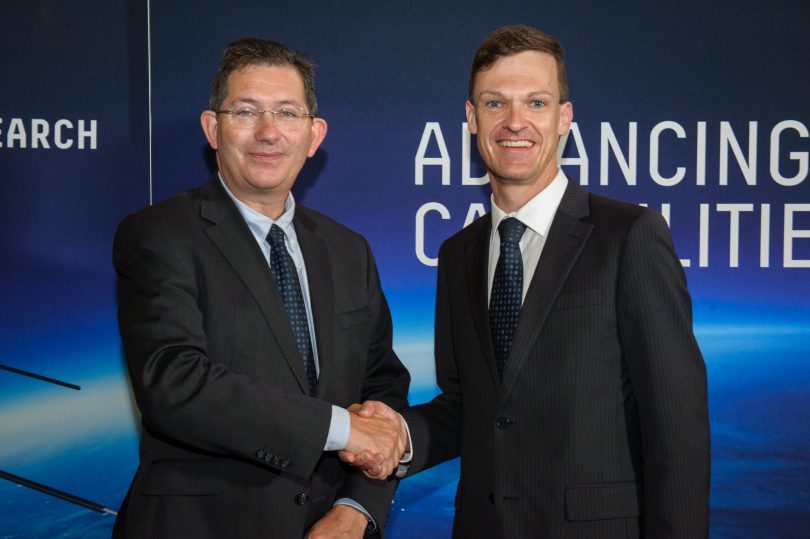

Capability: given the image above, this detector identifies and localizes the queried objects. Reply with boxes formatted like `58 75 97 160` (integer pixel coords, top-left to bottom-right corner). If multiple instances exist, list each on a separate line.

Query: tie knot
498 217 526 245
267 224 286 247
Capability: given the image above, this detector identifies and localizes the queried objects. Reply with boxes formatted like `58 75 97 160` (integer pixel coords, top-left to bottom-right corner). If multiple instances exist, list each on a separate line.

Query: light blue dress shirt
218 177 374 525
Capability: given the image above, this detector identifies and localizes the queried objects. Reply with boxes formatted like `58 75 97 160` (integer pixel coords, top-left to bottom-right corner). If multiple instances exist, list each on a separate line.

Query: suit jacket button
281 459 290 468
295 493 309 505
496 417 510 429
256 450 265 460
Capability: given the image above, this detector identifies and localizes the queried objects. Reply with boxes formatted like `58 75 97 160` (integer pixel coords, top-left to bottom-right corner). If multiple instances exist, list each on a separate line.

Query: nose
254 111 282 141
502 104 526 132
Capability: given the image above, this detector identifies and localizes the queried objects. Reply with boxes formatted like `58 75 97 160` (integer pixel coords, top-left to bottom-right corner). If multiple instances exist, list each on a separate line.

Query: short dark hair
209 37 318 115
468 25 568 104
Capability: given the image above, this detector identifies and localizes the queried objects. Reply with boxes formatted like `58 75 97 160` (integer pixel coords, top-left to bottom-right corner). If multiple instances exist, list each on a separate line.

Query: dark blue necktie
489 217 527 381
267 224 317 396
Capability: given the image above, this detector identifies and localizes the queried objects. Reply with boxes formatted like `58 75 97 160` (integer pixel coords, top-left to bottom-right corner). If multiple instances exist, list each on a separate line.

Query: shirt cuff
324 405 350 451
334 498 377 532
395 414 413 478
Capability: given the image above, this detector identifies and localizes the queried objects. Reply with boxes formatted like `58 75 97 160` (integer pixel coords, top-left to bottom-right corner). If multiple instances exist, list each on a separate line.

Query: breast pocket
337 307 371 330
551 289 603 312
334 307 372 368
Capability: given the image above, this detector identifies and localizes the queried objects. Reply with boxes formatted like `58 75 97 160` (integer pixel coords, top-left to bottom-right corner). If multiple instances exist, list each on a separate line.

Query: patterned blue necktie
267 224 317 396
489 217 527 381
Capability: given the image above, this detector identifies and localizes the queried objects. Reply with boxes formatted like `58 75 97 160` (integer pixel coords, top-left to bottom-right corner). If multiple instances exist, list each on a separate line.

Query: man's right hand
340 401 407 480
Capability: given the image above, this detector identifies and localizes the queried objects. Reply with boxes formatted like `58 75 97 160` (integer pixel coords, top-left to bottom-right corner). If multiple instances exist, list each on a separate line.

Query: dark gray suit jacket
403 180 709 538
113 176 409 538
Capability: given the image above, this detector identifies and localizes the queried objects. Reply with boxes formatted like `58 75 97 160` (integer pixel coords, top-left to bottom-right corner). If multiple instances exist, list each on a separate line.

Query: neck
219 175 290 220
491 171 556 213
242 196 287 220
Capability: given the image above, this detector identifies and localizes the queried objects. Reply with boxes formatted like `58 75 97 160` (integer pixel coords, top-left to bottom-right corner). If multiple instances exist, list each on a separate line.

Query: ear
307 117 328 157
558 101 573 136
465 100 478 135
200 110 219 150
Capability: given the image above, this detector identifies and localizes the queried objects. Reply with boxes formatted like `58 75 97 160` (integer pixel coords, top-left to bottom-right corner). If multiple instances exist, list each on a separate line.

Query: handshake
339 401 410 480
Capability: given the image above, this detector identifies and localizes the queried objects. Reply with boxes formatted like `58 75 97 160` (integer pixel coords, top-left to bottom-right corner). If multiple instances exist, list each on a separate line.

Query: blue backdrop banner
1 1 808 537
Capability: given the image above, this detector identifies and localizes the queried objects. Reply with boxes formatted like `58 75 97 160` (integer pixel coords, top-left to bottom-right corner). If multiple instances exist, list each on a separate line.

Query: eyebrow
228 97 303 108
478 90 556 100
478 91 507 100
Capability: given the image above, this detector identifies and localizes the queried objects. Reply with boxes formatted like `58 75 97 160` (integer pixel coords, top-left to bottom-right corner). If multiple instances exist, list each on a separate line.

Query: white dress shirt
488 169 568 302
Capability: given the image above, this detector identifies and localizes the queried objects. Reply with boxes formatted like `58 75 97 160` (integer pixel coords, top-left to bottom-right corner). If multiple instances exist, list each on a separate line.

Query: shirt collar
217 172 296 241
491 168 568 238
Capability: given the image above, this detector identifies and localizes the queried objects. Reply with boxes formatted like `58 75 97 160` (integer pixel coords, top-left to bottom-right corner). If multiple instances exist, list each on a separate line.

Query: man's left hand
304 505 369 539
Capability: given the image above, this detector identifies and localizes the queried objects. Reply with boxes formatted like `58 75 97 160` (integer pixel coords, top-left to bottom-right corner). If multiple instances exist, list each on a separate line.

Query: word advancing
415 120 808 187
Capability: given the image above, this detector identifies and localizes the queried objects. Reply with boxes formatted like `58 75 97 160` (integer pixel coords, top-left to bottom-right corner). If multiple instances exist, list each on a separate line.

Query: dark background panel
1 0 808 537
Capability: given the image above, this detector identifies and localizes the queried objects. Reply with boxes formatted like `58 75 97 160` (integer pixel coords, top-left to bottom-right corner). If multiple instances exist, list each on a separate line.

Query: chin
247 174 289 190
495 169 537 182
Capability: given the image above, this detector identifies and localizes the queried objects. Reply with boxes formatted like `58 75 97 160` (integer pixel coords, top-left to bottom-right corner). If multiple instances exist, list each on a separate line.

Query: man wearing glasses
113 38 409 538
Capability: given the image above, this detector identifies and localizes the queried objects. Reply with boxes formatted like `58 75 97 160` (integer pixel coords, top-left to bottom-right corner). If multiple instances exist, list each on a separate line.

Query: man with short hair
113 38 409 539
352 25 710 538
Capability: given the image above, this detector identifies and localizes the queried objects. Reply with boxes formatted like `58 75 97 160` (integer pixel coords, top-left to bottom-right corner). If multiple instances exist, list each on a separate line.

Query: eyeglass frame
214 105 316 129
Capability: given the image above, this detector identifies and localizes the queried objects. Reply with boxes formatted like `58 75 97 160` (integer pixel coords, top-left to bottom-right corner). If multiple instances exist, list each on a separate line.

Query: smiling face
466 50 572 207
200 64 327 217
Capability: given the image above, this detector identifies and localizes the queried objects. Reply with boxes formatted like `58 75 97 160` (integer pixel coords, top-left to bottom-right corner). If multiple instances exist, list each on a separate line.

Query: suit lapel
199 178 310 394
502 181 594 395
293 208 335 399
464 215 502 388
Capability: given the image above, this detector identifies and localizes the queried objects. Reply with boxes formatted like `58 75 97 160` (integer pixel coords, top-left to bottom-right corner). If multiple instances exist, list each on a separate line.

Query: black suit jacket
403 180 709 538
112 176 409 538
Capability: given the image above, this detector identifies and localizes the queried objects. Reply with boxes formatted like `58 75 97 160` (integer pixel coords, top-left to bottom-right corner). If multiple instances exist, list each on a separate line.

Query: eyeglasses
216 105 315 130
